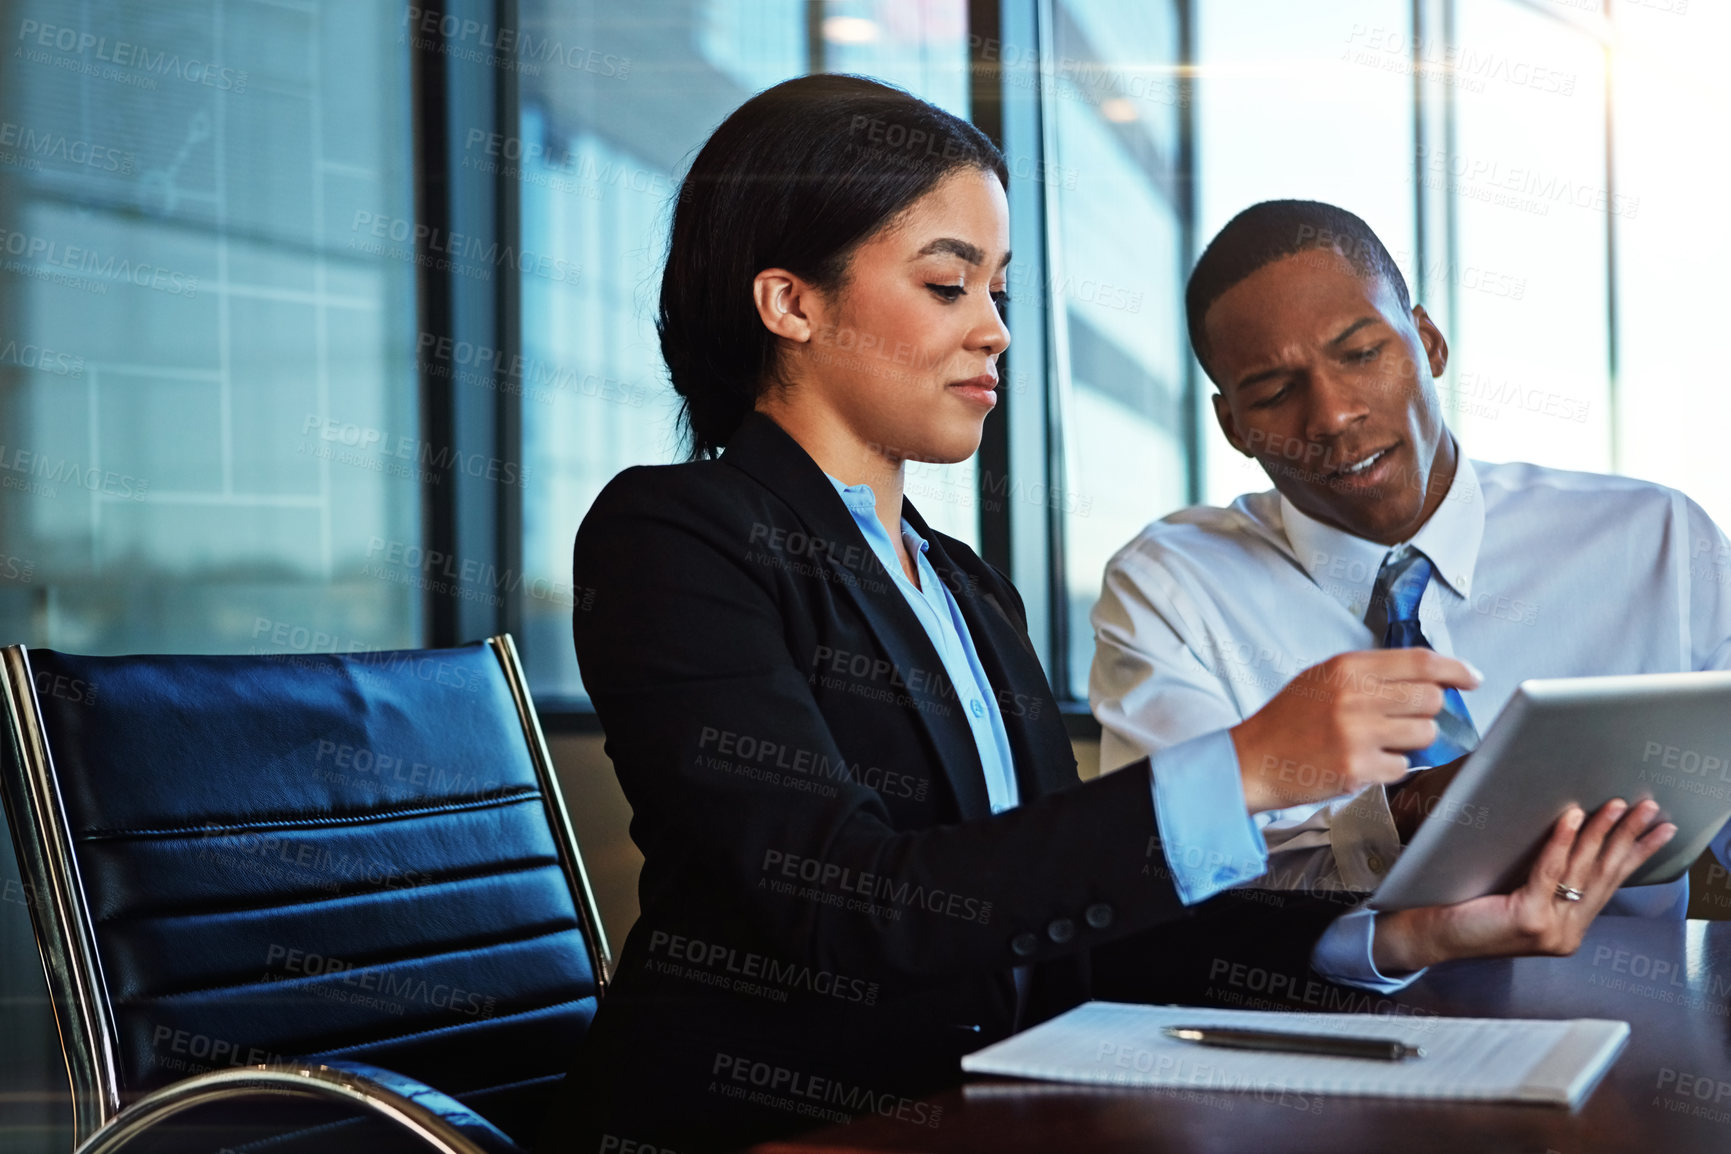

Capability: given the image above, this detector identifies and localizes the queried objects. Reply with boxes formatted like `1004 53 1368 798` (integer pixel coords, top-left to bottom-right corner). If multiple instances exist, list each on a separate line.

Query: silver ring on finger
1554 882 1585 903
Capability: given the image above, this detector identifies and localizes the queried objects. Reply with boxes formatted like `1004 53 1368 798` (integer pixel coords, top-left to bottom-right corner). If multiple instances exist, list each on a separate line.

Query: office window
1610 0 1731 528
1045 0 1191 696
0 0 419 657
0 0 1682 718
516 0 971 701
1193 0 1417 509
1186 2 1618 493
1446 0 1610 471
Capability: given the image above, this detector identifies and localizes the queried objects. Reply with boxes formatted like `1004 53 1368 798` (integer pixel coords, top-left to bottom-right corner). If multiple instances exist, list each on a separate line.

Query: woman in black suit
537 75 1672 1153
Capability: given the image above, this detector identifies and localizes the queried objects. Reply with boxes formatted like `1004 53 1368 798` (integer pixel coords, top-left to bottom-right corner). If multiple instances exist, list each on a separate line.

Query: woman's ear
753 269 819 343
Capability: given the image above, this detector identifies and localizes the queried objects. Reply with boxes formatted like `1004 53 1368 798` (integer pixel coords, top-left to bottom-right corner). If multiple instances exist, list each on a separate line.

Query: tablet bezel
1369 671 1731 912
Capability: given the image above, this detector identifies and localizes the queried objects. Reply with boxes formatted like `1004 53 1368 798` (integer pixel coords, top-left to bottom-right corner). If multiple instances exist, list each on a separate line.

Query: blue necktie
1367 545 1480 767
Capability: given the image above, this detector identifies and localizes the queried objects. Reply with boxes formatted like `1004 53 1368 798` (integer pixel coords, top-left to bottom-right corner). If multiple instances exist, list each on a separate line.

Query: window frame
412 0 525 652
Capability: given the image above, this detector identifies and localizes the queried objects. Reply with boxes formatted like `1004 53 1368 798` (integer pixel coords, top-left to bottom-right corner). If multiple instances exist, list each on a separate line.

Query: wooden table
754 917 1731 1153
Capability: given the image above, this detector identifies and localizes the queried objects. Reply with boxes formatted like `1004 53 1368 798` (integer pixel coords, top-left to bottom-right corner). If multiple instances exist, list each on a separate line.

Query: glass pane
517 0 971 700
1610 0 1731 528
1049 0 1190 698
1447 1 1610 471
1193 0 1416 508
0 0 419 656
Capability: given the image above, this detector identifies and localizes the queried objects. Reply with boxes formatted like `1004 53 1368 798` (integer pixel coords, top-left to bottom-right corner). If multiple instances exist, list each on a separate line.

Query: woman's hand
1372 798 1677 974
1230 650 1482 814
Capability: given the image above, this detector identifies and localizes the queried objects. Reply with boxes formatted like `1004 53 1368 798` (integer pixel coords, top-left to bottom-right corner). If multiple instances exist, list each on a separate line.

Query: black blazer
536 413 1344 1153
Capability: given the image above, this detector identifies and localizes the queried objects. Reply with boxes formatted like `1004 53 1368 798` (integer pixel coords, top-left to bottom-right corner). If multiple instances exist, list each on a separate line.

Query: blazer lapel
721 414 994 820
912 514 1077 803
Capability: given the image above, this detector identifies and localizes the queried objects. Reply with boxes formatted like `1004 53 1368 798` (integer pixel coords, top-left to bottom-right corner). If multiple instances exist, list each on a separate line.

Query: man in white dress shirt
1090 199 1731 929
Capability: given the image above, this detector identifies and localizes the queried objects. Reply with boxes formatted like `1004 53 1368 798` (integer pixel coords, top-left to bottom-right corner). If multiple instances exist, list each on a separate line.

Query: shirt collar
824 473 929 557
826 473 876 515
1278 450 1485 616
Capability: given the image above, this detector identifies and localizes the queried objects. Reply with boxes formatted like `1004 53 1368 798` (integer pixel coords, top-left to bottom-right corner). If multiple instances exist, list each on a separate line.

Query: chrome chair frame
72 1064 508 1154
0 635 612 1153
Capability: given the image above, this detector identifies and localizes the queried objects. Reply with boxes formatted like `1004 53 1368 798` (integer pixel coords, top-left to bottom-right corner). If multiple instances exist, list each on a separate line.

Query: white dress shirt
1089 451 1731 985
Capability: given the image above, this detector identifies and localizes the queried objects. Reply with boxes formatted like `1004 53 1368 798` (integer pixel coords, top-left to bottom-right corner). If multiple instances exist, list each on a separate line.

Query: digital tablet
1370 671 1731 912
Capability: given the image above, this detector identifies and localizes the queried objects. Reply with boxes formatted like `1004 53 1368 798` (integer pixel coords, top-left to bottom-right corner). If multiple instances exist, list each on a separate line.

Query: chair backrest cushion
28 643 597 1143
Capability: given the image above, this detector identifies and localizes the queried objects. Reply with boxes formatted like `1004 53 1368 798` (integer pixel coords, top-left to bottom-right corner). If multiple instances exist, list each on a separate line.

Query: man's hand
1230 650 1482 814
1388 755 1471 843
1371 799 1677 973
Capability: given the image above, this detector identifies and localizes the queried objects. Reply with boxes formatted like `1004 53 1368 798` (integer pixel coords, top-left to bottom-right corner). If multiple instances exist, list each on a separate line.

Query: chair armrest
317 1060 523 1152
72 1061 524 1154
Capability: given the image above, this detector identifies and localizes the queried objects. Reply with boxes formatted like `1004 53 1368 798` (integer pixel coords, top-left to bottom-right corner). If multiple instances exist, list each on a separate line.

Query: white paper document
960 1002 1628 1108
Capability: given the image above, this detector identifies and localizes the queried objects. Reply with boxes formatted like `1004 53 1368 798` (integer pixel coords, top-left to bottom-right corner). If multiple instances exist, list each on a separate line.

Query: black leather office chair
0 636 610 1154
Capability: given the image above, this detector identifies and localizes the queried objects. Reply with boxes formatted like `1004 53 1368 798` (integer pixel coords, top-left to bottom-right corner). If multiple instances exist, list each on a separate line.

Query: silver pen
1164 1025 1425 1061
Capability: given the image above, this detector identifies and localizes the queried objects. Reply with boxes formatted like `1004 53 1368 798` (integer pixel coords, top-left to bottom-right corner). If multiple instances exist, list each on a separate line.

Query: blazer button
1010 932 1039 958
1046 918 1075 944
1084 902 1114 930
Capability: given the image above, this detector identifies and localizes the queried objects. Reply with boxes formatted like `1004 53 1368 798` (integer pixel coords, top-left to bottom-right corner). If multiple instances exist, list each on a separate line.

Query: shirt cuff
1310 907 1427 993
1604 875 1689 919
1148 729 1268 905
1713 816 1731 875
1329 784 1404 891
